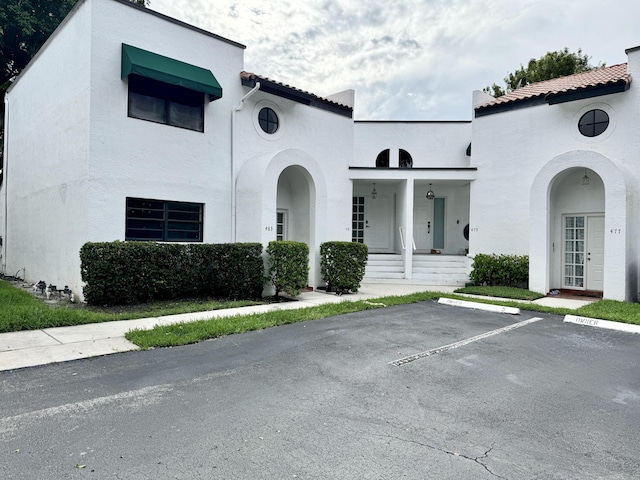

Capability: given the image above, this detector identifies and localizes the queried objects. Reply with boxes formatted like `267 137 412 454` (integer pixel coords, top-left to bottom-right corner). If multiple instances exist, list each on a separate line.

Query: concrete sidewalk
0 284 595 372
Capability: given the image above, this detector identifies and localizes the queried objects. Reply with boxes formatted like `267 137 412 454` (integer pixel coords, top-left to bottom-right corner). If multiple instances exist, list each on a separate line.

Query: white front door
364 196 394 252
563 214 604 291
586 216 604 291
414 196 432 251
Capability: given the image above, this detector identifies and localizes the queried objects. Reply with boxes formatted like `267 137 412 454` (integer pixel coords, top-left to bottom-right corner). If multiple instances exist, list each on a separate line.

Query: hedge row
469 253 529 288
80 242 264 305
81 239 370 306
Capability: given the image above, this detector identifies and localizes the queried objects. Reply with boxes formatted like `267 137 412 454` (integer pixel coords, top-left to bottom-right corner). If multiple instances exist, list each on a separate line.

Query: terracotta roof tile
476 63 631 110
240 71 352 110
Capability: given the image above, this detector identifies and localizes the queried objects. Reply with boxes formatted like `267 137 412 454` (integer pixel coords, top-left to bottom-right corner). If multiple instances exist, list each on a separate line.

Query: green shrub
266 241 309 297
320 241 368 293
80 242 264 305
469 253 529 288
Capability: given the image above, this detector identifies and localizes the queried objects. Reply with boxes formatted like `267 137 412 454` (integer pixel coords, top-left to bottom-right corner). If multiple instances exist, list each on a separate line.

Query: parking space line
390 317 544 366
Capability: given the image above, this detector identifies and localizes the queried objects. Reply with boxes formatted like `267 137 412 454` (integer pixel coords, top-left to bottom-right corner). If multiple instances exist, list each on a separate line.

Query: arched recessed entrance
276 166 313 246
549 167 604 292
276 165 315 287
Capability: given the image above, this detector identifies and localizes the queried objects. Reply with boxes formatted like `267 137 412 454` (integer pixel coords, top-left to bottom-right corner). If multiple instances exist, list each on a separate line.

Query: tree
0 0 149 183
484 48 601 97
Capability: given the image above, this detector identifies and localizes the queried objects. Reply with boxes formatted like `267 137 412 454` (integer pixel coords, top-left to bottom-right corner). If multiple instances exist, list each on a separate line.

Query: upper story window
578 109 609 137
375 149 390 168
399 149 413 168
128 75 204 132
259 107 279 134
125 197 203 242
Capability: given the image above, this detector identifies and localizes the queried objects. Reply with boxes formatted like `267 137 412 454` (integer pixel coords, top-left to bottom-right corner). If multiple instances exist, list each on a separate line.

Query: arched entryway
549 167 605 293
530 150 633 301
276 165 313 246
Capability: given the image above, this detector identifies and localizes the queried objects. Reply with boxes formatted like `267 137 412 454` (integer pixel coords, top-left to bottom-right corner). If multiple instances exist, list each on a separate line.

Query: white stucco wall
1 0 92 292
234 92 354 287
353 121 471 168
471 57 640 300
87 0 245 245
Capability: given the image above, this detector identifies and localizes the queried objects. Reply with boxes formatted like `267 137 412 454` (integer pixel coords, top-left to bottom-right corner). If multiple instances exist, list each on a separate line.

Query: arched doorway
549 167 604 292
276 165 315 286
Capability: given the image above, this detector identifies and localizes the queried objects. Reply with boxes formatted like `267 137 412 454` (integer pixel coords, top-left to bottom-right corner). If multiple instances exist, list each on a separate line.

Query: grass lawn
2 280 638 350
454 285 545 301
0 280 259 333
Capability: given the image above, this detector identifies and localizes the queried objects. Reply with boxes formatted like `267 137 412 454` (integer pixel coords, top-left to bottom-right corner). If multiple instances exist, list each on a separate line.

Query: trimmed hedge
266 241 309 297
80 242 264 305
320 241 368 293
469 253 529 288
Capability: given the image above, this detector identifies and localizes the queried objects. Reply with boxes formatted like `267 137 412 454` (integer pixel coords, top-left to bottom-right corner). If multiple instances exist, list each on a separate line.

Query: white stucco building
1 0 638 302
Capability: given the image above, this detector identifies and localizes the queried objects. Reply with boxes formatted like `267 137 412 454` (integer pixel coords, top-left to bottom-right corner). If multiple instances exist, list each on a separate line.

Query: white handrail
399 227 417 251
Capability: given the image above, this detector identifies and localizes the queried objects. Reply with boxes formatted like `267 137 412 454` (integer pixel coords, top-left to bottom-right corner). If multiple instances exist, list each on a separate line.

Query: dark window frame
258 107 279 134
375 149 390 168
399 149 413 168
125 197 204 242
128 74 205 132
578 109 609 137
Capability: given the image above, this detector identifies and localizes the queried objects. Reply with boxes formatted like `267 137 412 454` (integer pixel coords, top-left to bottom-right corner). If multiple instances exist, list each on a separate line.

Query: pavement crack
373 434 506 479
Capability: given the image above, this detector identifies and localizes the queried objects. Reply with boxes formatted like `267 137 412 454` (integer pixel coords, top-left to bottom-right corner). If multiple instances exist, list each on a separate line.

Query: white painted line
390 317 544 366
564 315 640 335
438 297 520 315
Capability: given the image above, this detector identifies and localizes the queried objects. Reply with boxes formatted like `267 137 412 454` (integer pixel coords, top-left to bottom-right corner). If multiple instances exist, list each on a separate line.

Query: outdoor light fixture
371 182 377 199
582 169 590 186
426 183 435 200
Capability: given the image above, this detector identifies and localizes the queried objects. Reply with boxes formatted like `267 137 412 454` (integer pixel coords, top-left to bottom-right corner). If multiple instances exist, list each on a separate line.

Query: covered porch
351 175 475 285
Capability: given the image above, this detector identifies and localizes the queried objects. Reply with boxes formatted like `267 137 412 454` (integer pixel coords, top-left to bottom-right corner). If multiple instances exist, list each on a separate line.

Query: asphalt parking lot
1 300 639 479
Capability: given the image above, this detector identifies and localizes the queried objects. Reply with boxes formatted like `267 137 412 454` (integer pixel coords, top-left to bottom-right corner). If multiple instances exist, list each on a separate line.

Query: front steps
364 253 469 286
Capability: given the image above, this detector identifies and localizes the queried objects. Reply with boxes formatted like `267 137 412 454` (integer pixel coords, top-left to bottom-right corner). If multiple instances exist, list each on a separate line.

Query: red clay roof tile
476 63 631 110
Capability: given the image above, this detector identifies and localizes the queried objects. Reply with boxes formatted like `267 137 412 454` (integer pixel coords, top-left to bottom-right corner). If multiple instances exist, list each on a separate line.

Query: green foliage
469 254 529 288
80 242 264 305
454 285 544 301
484 48 599 97
266 241 309 297
320 241 368 293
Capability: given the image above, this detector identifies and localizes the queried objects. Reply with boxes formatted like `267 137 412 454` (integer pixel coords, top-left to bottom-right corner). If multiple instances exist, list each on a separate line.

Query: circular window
463 224 470 241
258 107 279 134
578 109 609 137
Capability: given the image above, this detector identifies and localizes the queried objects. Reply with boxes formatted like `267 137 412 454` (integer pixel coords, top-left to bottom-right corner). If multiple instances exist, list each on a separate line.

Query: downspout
2 94 8 275
231 82 261 242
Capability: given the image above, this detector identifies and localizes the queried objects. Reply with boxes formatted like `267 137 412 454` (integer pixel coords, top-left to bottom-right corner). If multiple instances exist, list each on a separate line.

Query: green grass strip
126 290 640 349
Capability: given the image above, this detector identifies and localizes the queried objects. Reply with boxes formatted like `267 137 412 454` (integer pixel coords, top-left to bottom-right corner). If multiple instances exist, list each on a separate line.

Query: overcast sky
149 0 640 121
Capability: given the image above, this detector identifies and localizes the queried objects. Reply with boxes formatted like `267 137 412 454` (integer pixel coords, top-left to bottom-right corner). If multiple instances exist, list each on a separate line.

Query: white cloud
150 0 640 120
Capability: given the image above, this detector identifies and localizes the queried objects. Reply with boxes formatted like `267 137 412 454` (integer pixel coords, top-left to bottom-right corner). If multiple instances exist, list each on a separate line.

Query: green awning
121 44 222 101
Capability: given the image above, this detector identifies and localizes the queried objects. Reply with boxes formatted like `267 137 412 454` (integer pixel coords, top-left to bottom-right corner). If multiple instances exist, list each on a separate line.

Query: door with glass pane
563 215 604 290
276 210 287 241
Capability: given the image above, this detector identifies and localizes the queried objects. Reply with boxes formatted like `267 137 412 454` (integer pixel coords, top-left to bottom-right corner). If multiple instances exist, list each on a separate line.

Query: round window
578 109 609 137
258 107 279 134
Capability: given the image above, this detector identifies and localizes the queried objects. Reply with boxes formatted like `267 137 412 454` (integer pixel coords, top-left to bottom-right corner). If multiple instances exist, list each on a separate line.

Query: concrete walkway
0 284 595 372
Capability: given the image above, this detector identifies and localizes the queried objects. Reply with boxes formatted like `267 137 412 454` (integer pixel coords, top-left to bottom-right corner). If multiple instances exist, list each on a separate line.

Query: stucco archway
530 150 633 301
235 149 327 289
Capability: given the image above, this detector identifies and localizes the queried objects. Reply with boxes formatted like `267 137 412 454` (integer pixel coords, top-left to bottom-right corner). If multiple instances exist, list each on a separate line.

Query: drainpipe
231 82 261 242
2 94 8 275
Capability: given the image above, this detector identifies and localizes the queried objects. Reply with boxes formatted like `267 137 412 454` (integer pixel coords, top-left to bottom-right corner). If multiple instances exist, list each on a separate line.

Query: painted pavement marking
390 317 544 366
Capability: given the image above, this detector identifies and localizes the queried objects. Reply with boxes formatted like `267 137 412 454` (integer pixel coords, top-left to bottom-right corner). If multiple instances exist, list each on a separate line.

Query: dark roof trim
349 167 478 171
113 0 245 49
475 97 547 117
546 81 630 105
355 120 471 124
241 73 353 118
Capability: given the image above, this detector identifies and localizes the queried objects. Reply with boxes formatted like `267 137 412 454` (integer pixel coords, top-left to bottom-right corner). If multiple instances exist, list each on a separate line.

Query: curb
564 315 640 334
438 297 520 315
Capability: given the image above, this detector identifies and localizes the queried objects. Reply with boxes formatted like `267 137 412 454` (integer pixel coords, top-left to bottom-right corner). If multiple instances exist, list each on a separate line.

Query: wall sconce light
582 169 590 186
371 182 377 199
426 183 435 200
